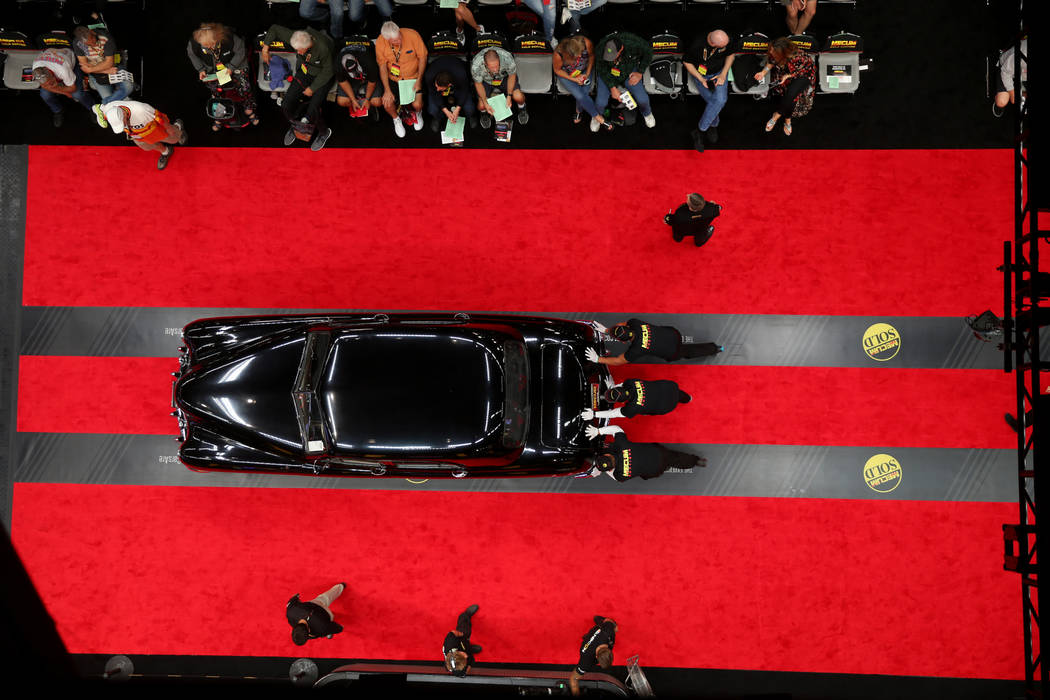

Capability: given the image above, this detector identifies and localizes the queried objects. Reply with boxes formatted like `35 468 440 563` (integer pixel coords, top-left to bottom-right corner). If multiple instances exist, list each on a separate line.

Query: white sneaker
589 116 600 133
550 37 559 50
413 110 424 131
477 24 485 34
560 7 571 24
643 112 656 128
393 117 406 138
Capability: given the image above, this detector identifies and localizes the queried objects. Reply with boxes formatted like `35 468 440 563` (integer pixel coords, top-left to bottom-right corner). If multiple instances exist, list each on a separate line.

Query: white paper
568 0 592 9
619 90 637 110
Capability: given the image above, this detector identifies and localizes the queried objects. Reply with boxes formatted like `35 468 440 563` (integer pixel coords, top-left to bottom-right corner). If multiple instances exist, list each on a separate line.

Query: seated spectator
261 25 335 151
758 37 815 136
73 25 134 108
299 0 393 41
595 32 655 129
994 37 1027 115
683 30 735 152
32 47 100 128
452 1 485 47
424 55 477 133
782 0 816 35
552 35 610 132
560 0 608 35
187 22 257 130
521 0 557 50
471 47 528 128
376 21 428 138
102 99 186 171
664 192 722 247
335 45 383 120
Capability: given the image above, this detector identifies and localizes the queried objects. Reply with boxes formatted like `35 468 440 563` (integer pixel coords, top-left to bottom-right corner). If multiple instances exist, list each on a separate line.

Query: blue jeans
690 75 727 131
301 0 392 37
88 73 133 105
39 69 96 114
558 75 599 118
595 74 651 117
349 0 393 24
520 0 557 45
568 0 608 32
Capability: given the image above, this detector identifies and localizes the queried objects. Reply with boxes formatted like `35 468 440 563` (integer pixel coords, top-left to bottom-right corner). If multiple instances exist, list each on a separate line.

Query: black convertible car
172 313 612 478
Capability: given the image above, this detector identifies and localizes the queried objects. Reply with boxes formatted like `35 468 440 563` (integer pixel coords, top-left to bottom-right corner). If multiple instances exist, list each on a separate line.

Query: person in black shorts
443 604 482 676
585 425 705 481
286 582 346 645
581 378 691 422
586 319 722 366
569 616 617 696
665 192 722 247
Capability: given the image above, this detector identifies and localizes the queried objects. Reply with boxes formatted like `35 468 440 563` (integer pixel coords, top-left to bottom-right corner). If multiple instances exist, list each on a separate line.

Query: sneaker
643 112 656 128
157 146 173 170
516 106 529 125
393 117 406 138
413 110 424 131
717 344 724 353
672 227 684 243
456 27 466 47
465 604 479 616
706 126 718 144
175 119 187 145
476 24 485 34
695 226 714 246
479 113 492 129
92 104 108 128
52 110 64 128
591 116 604 133
430 117 442 133
310 126 332 151
550 37 558 50
560 6 572 24
283 128 296 146
469 644 483 654
691 129 704 152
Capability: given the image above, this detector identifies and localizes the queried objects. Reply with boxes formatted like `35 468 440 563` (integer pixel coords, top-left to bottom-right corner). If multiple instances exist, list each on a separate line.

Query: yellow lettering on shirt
633 381 646 407
620 450 632 478
640 325 652 349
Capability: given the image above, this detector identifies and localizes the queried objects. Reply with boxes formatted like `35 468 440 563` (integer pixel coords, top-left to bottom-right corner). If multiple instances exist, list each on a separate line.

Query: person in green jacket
594 32 655 129
261 25 335 150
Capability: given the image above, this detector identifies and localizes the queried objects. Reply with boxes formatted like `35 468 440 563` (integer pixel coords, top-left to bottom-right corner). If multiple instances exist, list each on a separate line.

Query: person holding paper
757 37 815 136
376 21 428 138
471 47 528 128
73 24 134 108
553 35 610 133
261 25 335 150
424 55 477 133
594 32 655 129
683 29 735 152
335 45 383 120
187 23 258 130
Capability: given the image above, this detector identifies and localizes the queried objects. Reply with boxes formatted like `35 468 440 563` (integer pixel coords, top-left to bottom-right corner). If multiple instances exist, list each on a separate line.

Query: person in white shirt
31 47 100 128
102 100 187 171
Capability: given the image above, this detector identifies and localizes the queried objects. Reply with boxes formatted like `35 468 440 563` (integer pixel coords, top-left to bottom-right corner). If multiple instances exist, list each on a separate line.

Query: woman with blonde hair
187 22 258 129
553 34 610 132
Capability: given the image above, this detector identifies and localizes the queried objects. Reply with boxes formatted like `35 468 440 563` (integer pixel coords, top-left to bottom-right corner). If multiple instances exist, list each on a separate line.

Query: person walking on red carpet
665 192 722 247
101 100 187 171
286 582 346 645
569 616 617 696
443 604 482 676
585 319 722 366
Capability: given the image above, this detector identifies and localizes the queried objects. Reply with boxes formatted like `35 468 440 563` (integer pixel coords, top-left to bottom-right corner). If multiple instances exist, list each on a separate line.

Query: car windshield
501 340 529 448
293 331 331 452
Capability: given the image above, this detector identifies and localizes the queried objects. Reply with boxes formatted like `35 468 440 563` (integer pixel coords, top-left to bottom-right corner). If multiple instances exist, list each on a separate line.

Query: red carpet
11 483 1018 678
17 356 1015 448
23 146 1011 316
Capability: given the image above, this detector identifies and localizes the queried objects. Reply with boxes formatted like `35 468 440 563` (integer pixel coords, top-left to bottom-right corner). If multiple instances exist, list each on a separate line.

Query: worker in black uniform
581 378 691 421
665 192 722 247
443 604 482 676
585 425 705 480
569 615 617 696
286 582 346 645
585 319 722 366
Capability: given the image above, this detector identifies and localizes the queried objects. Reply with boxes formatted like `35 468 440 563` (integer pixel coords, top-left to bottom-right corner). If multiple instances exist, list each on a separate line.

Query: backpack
731 53 761 91
648 57 682 97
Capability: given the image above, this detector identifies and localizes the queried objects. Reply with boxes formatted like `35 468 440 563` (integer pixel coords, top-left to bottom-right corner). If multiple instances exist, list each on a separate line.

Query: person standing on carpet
568 616 617 696
287 582 346 645
581 378 691 423
665 192 722 247
443 604 482 676
101 100 186 170
261 25 335 151
585 319 722 366
584 425 705 481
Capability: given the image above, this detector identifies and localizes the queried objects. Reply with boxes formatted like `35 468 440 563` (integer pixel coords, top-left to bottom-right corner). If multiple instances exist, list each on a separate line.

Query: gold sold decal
864 454 902 493
862 323 901 361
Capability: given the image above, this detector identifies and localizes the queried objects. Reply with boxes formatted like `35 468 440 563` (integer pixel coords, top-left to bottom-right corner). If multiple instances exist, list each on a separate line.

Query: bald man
683 30 736 152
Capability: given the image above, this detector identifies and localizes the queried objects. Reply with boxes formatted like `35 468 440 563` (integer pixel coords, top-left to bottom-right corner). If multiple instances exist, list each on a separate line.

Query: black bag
648 58 682 95
732 53 762 91
506 9 538 37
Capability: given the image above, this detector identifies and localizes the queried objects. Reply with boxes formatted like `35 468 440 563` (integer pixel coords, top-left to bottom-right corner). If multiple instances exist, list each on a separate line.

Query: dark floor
0 0 1019 150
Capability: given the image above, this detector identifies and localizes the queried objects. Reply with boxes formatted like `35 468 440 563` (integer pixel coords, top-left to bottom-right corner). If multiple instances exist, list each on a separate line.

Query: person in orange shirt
375 21 428 138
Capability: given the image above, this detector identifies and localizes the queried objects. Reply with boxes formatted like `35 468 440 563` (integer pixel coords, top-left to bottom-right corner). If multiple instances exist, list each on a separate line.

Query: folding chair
817 31 863 94
0 30 40 91
643 31 684 98
513 30 553 94
729 31 770 98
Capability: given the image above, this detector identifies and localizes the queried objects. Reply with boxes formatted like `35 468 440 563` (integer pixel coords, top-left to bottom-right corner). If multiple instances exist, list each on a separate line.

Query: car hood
539 343 590 449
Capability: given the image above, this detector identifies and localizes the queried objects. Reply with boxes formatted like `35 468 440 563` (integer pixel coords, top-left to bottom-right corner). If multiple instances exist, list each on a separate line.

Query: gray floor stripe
13 433 1016 502
18 307 1018 369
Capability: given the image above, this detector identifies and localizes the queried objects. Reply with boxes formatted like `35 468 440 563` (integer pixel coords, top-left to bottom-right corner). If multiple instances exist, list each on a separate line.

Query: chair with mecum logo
727 31 771 98
816 31 863 94
643 31 684 98
514 30 553 94
0 30 40 91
